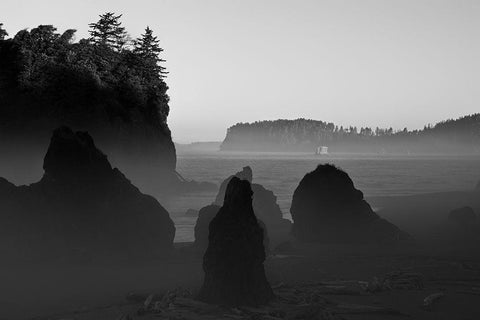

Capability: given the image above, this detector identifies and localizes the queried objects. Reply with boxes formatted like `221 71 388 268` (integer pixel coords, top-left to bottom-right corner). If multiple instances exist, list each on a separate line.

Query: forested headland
221 114 480 154
0 15 180 189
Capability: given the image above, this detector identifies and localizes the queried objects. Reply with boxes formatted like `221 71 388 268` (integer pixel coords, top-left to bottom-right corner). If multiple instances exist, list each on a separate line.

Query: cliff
0 23 185 193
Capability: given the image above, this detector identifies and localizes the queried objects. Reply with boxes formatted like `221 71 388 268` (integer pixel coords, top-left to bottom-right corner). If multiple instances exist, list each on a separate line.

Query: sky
2 0 479 142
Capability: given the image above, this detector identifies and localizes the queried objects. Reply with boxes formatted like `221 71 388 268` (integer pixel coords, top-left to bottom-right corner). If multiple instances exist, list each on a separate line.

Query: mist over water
164 151 480 242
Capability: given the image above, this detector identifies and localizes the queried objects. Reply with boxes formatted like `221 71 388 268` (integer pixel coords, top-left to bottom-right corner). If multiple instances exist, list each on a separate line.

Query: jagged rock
198 177 274 306
213 167 291 245
0 126 175 261
251 183 292 243
194 205 221 250
290 164 408 243
213 166 253 205
193 204 269 253
448 206 477 227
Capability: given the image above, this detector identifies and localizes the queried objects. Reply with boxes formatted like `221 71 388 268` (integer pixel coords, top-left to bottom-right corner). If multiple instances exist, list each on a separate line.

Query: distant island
220 114 480 154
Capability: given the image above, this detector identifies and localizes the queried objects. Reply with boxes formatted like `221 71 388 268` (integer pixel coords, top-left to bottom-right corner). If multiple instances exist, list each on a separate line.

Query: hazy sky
2 0 479 142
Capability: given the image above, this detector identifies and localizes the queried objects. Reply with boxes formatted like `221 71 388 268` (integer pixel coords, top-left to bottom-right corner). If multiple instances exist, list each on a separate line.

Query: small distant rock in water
0 126 175 261
290 164 409 243
198 177 274 306
212 166 291 245
446 206 479 246
448 206 477 227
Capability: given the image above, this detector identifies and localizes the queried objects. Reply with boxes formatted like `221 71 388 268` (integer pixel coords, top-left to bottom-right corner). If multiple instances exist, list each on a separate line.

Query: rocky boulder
0 126 175 261
290 164 408 243
198 177 274 306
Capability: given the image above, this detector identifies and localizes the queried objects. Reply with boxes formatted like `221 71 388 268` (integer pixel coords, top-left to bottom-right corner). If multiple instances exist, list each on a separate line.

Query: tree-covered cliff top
221 114 480 153
0 13 170 135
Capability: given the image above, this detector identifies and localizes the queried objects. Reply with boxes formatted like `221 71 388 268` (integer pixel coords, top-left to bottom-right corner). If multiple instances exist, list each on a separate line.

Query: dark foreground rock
0 126 175 261
290 164 408 243
448 206 477 227
212 166 291 245
198 177 274 306
213 166 253 205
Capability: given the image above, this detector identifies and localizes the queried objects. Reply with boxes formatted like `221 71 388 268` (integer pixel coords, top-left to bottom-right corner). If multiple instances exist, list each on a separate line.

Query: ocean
161 151 480 242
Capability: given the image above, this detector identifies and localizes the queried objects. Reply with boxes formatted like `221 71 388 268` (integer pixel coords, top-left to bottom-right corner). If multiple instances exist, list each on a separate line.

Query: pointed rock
212 167 291 245
198 177 274 306
0 126 175 260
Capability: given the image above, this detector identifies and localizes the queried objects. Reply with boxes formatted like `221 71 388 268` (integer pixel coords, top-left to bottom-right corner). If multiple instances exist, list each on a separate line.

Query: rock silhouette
448 206 477 227
194 205 220 250
0 126 175 261
290 164 408 243
213 166 291 245
198 177 274 306
213 166 253 205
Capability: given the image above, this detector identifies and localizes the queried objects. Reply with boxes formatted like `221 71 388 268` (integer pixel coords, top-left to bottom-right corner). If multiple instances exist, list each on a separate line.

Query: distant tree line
221 114 480 154
0 13 170 135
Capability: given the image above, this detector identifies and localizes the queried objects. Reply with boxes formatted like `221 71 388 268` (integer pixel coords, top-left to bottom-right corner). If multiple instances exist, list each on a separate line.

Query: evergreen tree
0 23 8 40
134 26 167 77
88 12 127 50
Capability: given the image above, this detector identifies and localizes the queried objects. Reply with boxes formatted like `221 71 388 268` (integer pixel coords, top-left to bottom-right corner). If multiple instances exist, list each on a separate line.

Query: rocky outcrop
213 166 253 205
0 126 175 261
448 206 477 227
194 205 221 250
212 166 291 245
290 164 408 243
198 177 274 306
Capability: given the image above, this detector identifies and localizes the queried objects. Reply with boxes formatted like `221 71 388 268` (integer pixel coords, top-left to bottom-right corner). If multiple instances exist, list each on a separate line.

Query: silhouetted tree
0 23 8 40
88 12 127 50
0 14 171 133
134 26 167 77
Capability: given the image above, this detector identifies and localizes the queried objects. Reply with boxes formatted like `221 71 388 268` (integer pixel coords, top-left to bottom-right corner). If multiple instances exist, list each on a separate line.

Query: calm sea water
161 152 480 242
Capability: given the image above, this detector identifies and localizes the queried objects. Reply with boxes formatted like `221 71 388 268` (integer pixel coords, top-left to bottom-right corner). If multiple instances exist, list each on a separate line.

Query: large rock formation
198 177 274 306
213 166 253 205
0 28 185 194
448 206 477 228
0 126 175 261
212 166 291 245
194 205 221 250
290 164 408 243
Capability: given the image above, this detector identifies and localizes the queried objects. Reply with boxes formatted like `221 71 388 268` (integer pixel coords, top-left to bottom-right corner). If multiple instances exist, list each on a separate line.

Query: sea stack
0 126 175 260
290 164 408 243
194 204 221 250
212 166 291 245
448 206 477 228
198 177 274 306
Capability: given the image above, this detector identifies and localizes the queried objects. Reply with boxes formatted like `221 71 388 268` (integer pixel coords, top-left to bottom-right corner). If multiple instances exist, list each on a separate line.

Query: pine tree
0 23 8 40
88 12 127 50
134 26 168 77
